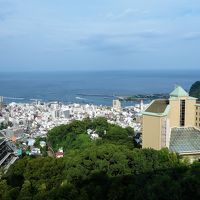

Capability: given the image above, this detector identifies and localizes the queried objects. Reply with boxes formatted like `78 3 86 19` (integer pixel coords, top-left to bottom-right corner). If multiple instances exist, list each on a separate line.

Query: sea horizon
0 69 199 106
0 69 200 73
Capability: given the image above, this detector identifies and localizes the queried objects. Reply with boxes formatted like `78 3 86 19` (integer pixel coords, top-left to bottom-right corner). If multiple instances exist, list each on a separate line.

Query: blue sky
0 0 200 71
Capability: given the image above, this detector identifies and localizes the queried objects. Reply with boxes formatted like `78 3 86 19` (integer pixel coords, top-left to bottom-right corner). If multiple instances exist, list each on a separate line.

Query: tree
103 125 134 148
1 145 200 199
17 180 32 200
93 117 109 136
189 81 200 99
47 117 136 153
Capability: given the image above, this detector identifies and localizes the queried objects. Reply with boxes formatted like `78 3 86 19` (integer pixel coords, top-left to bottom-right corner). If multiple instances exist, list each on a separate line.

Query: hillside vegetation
189 81 200 99
47 117 137 153
0 118 200 199
1 145 200 200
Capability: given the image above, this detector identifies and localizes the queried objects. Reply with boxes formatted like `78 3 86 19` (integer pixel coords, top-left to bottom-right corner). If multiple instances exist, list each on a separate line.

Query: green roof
170 86 188 97
17 149 22 156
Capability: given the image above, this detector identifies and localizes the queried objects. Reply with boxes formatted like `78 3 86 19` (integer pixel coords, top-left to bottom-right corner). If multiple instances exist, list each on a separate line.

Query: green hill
1 118 200 199
189 81 200 100
1 145 200 200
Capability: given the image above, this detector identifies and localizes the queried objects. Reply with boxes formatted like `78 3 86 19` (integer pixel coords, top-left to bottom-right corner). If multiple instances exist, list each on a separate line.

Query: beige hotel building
142 86 200 161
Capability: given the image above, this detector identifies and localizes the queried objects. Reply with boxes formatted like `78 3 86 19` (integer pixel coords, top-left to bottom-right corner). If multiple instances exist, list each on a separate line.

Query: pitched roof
142 100 170 117
169 127 200 154
170 86 188 97
145 100 169 113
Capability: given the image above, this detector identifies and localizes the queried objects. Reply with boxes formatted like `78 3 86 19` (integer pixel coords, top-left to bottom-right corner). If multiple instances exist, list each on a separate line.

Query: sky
0 0 200 71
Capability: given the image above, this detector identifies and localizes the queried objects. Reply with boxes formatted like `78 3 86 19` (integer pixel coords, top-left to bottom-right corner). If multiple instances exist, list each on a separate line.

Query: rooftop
145 100 169 114
0 138 5 146
170 86 189 97
169 127 200 154
0 131 5 138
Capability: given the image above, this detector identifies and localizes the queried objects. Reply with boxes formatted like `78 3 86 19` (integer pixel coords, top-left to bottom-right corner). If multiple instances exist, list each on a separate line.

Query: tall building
63 110 70 118
142 86 200 161
112 99 121 111
0 96 3 110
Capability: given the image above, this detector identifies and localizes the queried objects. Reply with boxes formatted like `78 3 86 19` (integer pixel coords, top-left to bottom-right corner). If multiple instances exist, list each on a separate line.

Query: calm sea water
0 70 199 106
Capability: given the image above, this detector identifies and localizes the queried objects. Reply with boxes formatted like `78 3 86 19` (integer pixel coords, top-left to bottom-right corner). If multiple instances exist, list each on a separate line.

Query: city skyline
0 0 200 71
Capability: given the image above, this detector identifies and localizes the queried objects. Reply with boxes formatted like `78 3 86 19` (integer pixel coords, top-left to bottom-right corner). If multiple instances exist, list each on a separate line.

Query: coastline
0 70 198 105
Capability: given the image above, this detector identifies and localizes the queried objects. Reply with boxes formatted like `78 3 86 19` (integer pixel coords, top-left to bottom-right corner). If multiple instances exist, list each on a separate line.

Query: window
180 100 185 127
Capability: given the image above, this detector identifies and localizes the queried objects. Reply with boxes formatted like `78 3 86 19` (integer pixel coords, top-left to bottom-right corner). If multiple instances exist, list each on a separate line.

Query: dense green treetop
189 81 200 99
47 117 137 153
1 117 200 199
0 144 199 200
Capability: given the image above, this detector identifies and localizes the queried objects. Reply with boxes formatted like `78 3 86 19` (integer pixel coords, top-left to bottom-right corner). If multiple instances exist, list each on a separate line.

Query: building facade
112 99 121 111
142 86 200 161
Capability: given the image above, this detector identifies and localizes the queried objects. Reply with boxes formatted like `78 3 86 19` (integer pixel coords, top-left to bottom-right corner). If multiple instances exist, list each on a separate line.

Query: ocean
0 70 199 106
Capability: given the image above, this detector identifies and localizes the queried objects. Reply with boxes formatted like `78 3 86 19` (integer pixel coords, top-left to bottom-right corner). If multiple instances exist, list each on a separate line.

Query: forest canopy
1 144 199 200
0 117 200 199
189 81 200 100
47 117 137 153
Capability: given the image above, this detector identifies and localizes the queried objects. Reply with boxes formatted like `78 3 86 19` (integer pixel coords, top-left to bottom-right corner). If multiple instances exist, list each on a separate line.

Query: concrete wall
169 99 180 128
185 98 196 127
169 97 196 128
164 117 170 148
142 115 162 150
142 95 197 150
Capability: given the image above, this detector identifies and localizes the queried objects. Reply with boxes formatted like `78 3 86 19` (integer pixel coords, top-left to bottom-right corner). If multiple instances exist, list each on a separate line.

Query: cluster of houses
0 100 144 140
0 99 146 169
